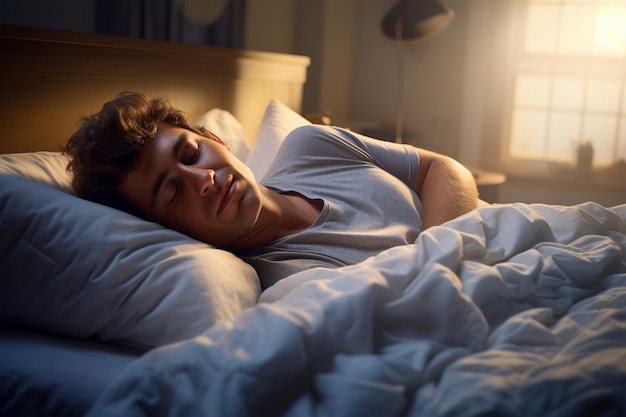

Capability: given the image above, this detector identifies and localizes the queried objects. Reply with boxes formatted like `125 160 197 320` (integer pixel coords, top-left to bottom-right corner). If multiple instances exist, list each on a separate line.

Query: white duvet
88 202 626 417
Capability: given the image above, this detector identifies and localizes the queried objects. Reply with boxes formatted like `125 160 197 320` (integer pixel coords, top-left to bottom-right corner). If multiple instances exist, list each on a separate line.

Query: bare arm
413 148 479 229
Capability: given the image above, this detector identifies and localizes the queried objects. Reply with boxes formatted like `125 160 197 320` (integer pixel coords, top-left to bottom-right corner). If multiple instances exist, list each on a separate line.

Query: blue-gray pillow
0 174 260 351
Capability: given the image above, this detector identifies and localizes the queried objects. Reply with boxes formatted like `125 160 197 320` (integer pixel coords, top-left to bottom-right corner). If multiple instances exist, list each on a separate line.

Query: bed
1 24 625 417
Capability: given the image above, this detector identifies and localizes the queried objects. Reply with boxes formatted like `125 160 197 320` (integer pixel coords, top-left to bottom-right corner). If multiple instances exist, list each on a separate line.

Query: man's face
119 123 262 247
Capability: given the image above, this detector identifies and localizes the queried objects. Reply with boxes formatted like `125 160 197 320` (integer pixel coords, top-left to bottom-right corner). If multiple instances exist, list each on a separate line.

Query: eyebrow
150 131 187 209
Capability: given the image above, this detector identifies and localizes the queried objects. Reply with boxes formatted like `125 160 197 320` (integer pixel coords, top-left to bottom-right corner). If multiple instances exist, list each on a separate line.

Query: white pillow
195 108 250 161
0 174 261 351
245 99 311 180
0 151 72 192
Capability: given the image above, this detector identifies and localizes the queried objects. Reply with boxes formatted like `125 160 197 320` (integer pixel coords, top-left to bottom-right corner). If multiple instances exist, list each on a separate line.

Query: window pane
515 75 551 107
548 112 581 158
585 78 621 112
593 5 626 56
559 5 594 54
526 4 558 53
510 110 547 156
509 0 626 168
552 76 584 109
583 114 617 162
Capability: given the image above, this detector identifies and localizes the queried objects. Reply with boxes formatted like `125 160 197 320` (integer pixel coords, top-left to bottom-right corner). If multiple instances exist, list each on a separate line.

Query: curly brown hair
63 91 210 215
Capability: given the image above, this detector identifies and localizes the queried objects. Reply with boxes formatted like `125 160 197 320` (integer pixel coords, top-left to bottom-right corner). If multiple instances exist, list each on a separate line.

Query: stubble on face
117 123 265 248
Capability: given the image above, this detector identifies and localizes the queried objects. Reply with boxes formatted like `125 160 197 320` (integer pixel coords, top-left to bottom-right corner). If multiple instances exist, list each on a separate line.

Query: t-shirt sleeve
266 125 420 189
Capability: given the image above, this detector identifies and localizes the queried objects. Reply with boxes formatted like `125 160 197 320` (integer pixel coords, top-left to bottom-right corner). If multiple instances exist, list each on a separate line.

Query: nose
182 166 215 197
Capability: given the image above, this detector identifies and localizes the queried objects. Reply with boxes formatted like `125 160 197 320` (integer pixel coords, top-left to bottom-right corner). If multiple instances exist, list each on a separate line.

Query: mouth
217 176 236 214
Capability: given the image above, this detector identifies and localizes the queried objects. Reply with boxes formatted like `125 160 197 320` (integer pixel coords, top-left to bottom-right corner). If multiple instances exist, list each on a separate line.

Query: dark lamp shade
382 0 454 43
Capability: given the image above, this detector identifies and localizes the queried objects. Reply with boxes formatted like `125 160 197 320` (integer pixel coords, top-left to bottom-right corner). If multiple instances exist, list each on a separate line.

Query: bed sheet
88 202 626 417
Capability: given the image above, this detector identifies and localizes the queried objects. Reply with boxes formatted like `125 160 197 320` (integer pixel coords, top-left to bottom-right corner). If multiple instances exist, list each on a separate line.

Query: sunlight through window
595 6 626 55
509 0 626 168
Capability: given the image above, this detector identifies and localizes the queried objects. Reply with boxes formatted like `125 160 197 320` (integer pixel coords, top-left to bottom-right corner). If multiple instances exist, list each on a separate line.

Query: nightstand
469 167 506 203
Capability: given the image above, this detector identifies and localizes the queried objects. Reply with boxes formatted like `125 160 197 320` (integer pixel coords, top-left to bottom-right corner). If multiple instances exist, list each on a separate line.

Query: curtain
95 0 246 48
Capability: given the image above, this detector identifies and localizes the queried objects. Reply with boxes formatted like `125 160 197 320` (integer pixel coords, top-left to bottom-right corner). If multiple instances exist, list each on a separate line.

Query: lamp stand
382 0 455 144
395 21 404 144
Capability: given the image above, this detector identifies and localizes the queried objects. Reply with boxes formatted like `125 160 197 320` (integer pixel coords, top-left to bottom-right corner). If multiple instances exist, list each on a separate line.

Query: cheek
155 203 203 236
240 185 263 225
225 152 254 179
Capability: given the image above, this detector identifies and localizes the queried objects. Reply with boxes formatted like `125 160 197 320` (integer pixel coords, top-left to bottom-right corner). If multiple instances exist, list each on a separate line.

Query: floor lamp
381 0 454 144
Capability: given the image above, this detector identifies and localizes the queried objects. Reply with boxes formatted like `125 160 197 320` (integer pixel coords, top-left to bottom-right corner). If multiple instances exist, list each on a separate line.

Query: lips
217 177 236 214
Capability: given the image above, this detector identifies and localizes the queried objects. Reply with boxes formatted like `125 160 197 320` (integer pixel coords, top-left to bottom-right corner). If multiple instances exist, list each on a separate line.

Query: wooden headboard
0 24 310 154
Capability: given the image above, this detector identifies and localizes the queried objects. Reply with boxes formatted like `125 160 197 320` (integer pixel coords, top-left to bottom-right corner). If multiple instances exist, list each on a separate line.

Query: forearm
416 155 479 229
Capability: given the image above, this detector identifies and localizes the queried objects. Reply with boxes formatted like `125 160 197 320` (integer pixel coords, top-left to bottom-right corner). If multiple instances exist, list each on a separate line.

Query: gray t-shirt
239 125 424 289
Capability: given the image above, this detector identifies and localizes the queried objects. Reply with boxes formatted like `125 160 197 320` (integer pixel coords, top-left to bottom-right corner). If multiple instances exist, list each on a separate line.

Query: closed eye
168 181 179 205
169 145 201 205
184 144 202 165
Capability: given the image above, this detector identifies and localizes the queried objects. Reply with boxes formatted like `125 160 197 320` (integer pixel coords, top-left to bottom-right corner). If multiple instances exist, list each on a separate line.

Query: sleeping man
64 91 480 289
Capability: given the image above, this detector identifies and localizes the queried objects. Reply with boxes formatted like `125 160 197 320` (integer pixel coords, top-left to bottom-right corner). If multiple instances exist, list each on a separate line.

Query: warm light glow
558 4 594 54
511 0 626 166
527 0 626 56
525 4 558 53
594 6 626 55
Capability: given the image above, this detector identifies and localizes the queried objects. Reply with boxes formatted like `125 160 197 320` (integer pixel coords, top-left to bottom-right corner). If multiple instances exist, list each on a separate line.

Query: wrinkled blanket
88 202 626 417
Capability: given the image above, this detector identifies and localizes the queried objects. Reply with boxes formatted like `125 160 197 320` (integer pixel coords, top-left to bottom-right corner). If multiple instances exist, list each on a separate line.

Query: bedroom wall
247 0 469 159
247 0 623 207
248 0 478 161
3 0 623 206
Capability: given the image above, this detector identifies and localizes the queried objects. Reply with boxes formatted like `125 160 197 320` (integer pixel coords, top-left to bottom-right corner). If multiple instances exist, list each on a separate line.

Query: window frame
493 0 626 179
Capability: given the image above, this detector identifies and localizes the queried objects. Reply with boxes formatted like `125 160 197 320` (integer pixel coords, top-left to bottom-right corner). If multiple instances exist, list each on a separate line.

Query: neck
229 186 321 251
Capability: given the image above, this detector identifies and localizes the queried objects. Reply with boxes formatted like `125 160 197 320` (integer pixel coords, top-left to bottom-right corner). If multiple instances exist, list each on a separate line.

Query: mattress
1 326 138 416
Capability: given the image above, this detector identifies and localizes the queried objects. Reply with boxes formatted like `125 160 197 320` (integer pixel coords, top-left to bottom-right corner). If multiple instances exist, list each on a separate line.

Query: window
508 0 626 169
